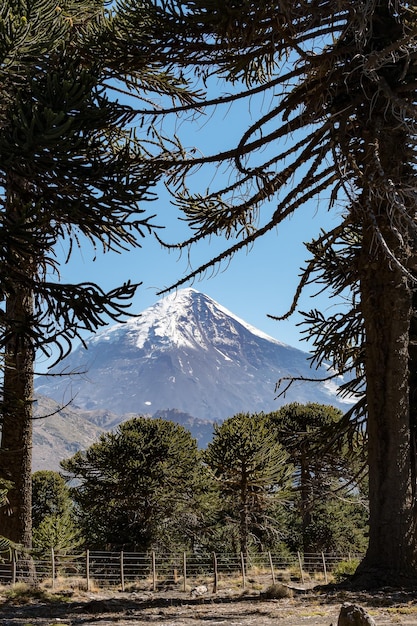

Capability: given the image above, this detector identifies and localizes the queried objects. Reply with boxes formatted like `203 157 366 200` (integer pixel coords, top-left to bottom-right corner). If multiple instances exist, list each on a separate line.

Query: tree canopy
61 417 205 551
32 470 73 529
0 0 199 550
267 404 367 555
60 413 367 557
143 0 417 585
204 412 292 556
0 0 195 362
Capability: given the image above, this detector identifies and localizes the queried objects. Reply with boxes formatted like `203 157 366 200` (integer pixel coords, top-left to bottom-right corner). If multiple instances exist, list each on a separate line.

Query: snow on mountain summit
90 288 285 352
36 288 349 420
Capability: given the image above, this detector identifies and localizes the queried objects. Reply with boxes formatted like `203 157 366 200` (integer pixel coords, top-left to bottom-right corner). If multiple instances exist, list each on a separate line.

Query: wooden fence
0 550 361 590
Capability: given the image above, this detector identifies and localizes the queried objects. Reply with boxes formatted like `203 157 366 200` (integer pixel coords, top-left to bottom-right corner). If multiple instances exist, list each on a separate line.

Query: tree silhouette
0 0 197 551
204 413 292 557
154 0 417 585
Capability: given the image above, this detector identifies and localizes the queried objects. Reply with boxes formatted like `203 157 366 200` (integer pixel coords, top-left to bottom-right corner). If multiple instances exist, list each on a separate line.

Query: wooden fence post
86 550 90 591
11 551 16 585
51 547 55 589
297 551 305 584
152 551 156 592
183 552 187 592
212 552 218 593
268 551 276 585
321 552 328 584
120 551 125 591
240 553 246 589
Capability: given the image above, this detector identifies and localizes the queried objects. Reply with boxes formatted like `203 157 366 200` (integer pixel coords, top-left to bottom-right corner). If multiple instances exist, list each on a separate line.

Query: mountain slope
33 395 107 472
36 288 350 421
32 397 215 471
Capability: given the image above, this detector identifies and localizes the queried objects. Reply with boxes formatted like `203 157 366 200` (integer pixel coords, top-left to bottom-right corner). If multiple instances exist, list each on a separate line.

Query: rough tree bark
0 179 34 560
0 290 34 549
359 230 417 577
355 112 417 579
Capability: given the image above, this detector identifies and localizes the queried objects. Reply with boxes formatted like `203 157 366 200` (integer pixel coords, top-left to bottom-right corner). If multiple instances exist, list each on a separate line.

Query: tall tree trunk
357 224 417 580
0 289 34 549
299 446 314 558
409 288 417 522
239 468 249 558
0 180 35 559
348 4 417 573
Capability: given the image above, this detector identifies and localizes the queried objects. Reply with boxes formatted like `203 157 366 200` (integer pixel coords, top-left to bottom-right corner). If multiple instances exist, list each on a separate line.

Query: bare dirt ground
2 587 417 625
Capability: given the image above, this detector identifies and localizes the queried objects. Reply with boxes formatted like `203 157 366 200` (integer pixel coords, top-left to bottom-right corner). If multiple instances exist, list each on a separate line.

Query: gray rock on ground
190 584 208 597
337 603 376 626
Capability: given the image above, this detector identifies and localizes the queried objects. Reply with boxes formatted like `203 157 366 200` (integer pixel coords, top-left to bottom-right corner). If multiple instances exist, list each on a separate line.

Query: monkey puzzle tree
153 1 417 584
32 471 73 529
0 0 198 551
31 470 81 558
204 413 292 557
267 403 367 556
61 417 204 551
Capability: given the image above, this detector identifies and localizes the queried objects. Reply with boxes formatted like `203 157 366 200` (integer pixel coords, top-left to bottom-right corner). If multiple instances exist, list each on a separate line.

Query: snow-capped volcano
35 288 349 420
89 287 284 352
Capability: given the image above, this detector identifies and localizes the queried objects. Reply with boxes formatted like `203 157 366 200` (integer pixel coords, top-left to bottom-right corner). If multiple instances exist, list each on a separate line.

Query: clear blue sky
36 76 346 373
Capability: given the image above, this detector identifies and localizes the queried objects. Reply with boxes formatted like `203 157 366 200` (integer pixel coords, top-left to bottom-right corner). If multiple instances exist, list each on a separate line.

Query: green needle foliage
32 471 81 558
204 412 293 556
0 0 195 361
267 403 368 555
32 512 83 559
151 0 417 585
32 471 74 529
0 0 199 552
61 417 205 552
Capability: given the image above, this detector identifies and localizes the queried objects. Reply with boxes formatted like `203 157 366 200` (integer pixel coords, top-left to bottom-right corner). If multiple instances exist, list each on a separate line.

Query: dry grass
40 575 99 593
0 581 67 604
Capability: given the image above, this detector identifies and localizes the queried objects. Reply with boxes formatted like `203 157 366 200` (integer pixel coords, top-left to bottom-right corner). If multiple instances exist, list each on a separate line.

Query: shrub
332 558 360 582
262 582 293 599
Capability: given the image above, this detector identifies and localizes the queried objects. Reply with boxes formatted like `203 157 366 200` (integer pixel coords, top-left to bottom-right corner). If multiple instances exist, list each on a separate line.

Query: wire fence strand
0 550 362 590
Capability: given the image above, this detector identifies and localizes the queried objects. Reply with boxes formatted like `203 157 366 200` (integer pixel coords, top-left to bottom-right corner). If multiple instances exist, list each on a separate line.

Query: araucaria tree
4 0 417 586
32 471 81 558
204 413 292 557
0 0 196 551
61 417 204 552
267 404 367 556
156 1 417 584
